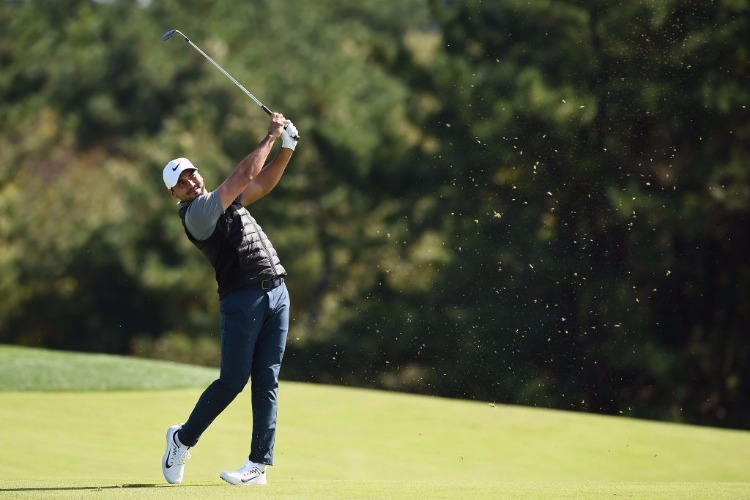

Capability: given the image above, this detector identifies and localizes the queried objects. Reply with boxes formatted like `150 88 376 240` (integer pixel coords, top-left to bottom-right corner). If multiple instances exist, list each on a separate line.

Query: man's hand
281 122 299 151
268 113 288 140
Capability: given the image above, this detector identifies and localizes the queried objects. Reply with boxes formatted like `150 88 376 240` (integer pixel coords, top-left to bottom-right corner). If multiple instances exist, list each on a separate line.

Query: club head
162 29 177 41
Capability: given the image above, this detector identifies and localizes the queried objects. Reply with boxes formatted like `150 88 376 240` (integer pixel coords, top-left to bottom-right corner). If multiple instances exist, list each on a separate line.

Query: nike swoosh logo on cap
171 161 181 172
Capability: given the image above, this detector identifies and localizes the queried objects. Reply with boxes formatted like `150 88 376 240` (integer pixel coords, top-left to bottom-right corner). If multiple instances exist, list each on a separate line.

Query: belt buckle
261 278 279 290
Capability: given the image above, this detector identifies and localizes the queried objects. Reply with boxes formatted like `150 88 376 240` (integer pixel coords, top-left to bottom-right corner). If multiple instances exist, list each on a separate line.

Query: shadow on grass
0 483 208 492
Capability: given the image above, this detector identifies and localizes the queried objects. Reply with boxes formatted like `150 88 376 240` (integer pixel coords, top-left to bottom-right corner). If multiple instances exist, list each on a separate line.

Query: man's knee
216 377 247 396
253 364 281 387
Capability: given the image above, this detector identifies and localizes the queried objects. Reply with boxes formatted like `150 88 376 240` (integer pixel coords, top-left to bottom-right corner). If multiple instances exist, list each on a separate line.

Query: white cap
162 157 197 189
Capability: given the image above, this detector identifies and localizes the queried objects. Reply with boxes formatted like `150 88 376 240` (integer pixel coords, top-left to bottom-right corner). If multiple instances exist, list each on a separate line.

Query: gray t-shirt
179 191 225 241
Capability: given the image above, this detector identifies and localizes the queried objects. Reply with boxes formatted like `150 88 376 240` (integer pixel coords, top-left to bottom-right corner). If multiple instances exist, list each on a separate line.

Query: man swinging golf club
161 112 298 486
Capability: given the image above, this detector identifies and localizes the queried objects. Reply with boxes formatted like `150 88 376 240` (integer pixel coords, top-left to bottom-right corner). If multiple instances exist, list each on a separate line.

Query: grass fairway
0 346 748 499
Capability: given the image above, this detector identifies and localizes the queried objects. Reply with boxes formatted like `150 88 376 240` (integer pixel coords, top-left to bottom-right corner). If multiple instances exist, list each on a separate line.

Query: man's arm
215 113 287 210
240 147 294 206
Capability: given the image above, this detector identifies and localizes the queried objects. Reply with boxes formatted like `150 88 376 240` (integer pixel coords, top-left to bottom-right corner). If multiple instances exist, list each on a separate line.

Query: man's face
170 169 206 202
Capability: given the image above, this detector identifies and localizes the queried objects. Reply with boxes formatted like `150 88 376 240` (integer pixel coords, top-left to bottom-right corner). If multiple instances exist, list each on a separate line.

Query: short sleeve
183 191 224 240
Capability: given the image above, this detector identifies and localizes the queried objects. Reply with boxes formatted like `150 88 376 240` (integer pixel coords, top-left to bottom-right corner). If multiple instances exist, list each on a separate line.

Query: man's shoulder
181 191 224 240
183 191 220 212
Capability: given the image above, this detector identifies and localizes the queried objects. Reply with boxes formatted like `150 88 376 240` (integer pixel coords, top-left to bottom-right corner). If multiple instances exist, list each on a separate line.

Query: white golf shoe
219 460 267 485
162 424 191 484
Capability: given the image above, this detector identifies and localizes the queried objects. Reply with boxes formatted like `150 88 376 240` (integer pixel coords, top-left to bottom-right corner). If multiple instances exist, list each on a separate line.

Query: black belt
259 277 284 290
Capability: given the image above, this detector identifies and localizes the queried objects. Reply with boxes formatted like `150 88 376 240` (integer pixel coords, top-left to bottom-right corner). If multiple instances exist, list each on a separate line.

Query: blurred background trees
1 0 747 429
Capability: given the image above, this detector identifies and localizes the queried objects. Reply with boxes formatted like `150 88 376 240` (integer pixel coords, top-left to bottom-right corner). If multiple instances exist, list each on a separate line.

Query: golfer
160 112 298 486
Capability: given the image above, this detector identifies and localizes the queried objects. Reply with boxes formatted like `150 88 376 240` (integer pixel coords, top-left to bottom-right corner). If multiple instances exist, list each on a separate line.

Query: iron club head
161 29 178 41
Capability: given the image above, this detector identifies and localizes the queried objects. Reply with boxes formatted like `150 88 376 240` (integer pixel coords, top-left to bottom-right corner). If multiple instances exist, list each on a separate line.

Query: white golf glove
281 123 299 151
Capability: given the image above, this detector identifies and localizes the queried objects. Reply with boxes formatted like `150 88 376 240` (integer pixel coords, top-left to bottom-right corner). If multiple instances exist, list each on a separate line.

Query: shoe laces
170 442 191 465
239 461 263 477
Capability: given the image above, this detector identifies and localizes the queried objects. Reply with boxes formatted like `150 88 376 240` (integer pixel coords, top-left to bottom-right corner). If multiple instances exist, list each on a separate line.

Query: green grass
1 345 749 499
0 345 216 391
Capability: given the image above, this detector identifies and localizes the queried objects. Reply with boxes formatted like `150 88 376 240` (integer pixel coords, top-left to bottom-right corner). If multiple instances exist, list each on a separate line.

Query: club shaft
175 30 272 115
164 29 298 140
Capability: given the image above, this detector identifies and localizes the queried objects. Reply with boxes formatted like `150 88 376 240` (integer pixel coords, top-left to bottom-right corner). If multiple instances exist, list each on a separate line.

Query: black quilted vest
179 196 286 298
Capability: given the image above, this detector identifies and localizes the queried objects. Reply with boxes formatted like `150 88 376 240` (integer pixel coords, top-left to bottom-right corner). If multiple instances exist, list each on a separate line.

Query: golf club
162 29 298 140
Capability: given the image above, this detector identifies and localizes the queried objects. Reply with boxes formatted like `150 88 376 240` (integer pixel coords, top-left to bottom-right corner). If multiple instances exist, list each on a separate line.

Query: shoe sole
219 472 267 486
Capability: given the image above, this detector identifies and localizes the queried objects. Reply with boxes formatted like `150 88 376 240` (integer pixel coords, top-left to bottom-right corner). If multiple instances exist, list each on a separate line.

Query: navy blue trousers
178 283 290 465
